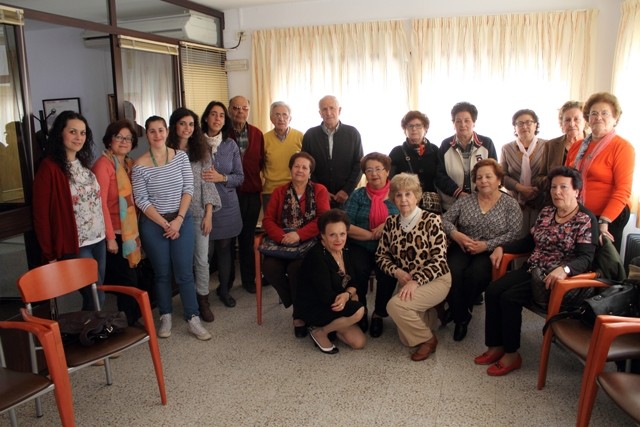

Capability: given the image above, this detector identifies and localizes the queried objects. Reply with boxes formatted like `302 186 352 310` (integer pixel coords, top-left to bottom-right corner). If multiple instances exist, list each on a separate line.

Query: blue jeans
192 215 211 296
63 239 106 311
139 212 199 320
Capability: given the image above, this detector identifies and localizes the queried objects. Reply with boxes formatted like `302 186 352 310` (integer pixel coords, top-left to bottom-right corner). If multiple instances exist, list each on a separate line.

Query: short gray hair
270 101 291 115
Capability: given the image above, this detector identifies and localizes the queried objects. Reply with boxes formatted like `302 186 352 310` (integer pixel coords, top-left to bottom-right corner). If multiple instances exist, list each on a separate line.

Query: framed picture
42 97 81 131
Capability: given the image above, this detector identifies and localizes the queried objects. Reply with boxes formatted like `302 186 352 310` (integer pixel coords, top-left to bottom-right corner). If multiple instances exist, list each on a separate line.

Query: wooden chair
254 233 265 325
576 315 640 426
0 313 75 427
16 258 167 418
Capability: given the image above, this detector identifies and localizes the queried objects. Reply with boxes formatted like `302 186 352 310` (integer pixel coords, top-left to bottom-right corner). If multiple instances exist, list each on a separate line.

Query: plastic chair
0 313 75 427
254 233 265 325
16 258 167 417
576 315 640 426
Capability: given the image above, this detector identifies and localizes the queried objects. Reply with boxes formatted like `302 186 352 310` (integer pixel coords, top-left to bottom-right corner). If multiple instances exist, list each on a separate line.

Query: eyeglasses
406 124 424 130
515 120 536 127
337 270 351 288
273 113 289 119
231 106 250 112
365 167 385 175
589 110 612 119
113 134 133 143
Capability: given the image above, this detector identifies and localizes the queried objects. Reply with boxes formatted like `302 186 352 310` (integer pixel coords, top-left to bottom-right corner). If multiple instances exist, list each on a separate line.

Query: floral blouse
69 160 105 246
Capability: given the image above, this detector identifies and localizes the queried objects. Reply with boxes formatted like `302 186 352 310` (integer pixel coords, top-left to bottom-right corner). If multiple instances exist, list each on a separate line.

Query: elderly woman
92 119 142 324
344 152 399 338
389 111 440 206
167 107 222 322
436 102 498 212
376 173 451 362
262 152 330 337
501 109 547 237
540 101 587 179
296 209 366 354
442 159 522 342
476 166 597 376
565 92 634 252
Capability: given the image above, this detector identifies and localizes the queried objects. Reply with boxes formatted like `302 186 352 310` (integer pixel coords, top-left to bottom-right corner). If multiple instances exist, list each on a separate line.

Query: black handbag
57 310 128 346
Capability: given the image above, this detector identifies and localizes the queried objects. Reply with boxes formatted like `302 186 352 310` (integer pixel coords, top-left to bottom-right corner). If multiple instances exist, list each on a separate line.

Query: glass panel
0 0 108 24
0 234 28 300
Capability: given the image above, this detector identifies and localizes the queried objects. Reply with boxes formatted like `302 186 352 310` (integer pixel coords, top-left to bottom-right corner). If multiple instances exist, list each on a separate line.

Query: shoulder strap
542 309 583 335
401 146 414 174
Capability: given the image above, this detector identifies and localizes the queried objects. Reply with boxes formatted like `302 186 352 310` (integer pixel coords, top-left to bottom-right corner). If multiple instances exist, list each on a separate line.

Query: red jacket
230 123 264 194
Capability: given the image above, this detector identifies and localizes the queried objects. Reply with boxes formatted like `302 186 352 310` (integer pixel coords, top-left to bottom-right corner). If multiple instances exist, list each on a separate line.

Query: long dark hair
46 110 94 176
167 108 208 163
200 101 232 140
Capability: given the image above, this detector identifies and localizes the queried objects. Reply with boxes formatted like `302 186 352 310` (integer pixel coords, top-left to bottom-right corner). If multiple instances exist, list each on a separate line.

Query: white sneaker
188 315 211 341
158 314 172 338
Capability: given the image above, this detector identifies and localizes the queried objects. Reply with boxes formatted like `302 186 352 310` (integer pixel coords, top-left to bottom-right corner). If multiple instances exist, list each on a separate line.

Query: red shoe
474 350 505 365
487 354 522 376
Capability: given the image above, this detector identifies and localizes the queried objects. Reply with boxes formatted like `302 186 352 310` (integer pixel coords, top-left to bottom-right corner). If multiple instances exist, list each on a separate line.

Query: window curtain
410 10 597 150
612 0 640 227
251 21 409 154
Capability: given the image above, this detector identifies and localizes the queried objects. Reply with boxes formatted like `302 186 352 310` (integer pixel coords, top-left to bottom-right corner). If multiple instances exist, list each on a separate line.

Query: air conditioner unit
83 11 219 48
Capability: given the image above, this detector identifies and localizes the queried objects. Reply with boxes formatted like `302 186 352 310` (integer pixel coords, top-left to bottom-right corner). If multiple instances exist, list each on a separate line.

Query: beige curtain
251 21 409 153
410 10 597 148
612 0 640 227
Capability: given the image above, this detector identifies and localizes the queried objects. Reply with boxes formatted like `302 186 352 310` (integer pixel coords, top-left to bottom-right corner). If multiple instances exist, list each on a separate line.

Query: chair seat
0 368 52 412
64 325 148 367
598 372 640 423
554 320 640 361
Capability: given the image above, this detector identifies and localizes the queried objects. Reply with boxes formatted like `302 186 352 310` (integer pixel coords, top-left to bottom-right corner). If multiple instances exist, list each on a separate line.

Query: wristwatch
222 174 228 184
563 265 571 275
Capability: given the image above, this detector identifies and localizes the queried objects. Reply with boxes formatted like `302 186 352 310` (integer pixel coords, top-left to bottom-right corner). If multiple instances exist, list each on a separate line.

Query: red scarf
366 180 390 230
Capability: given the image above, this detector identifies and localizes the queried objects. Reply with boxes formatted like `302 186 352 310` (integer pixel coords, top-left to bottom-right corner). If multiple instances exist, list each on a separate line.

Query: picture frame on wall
42 97 81 131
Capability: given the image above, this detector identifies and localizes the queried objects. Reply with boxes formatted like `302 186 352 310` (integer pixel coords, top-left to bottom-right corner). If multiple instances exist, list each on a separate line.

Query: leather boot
197 294 214 322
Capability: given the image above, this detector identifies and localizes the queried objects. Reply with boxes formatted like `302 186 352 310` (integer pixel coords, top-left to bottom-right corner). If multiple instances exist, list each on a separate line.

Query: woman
436 102 498 212
296 209 366 354
376 173 451 362
32 111 107 310
132 115 211 341
344 152 399 338
389 111 440 203
92 119 142 324
477 166 597 376
539 101 587 179
501 109 547 237
442 159 522 341
167 108 221 322
262 152 330 337
565 92 634 253
201 101 244 308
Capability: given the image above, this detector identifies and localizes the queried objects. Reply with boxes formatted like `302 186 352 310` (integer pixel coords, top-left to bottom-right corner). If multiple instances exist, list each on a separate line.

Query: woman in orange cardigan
565 92 634 252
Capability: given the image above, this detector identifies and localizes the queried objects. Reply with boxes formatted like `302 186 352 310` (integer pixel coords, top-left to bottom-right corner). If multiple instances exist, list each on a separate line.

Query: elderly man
228 95 265 294
262 101 304 209
302 95 363 209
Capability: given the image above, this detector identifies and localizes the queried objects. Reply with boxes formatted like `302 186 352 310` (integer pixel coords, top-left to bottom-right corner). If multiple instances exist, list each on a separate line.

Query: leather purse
57 310 128 346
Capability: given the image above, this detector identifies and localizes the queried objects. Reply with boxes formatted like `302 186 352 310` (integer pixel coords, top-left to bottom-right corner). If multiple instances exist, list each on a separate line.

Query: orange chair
490 252 530 282
254 233 265 325
17 258 167 415
576 315 640 426
0 313 75 427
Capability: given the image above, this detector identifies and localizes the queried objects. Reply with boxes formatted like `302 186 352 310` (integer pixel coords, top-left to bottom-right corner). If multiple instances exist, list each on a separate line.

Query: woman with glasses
389 111 440 206
92 119 142 324
344 152 399 338
296 209 366 354
500 109 547 237
565 92 634 252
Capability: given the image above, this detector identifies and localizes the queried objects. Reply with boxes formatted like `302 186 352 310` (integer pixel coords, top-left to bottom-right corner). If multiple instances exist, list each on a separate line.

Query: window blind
180 42 228 116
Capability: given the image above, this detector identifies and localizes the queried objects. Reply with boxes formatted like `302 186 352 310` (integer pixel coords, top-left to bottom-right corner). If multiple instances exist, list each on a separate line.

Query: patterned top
442 193 522 252
344 187 399 253
69 160 105 246
132 150 194 214
189 158 222 219
376 211 450 285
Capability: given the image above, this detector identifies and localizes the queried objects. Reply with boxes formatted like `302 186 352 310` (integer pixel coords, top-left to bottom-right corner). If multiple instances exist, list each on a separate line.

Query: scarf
104 150 141 268
282 182 317 230
572 129 617 204
205 133 223 156
515 137 538 204
366 180 390 230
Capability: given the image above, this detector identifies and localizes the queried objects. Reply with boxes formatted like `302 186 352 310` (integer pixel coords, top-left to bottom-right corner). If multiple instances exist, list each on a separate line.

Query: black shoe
474 293 484 305
442 308 454 326
370 316 383 338
243 283 256 294
294 325 308 338
358 309 369 333
309 328 339 354
218 293 236 308
453 322 468 341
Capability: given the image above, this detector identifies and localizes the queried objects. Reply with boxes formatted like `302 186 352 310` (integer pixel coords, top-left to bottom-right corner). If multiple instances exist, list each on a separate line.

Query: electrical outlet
236 31 246 42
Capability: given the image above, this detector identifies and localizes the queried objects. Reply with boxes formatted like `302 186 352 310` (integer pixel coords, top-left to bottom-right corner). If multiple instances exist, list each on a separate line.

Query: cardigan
262 127 303 195
343 186 399 253
230 122 264 194
189 158 222 219
211 138 245 240
389 139 439 193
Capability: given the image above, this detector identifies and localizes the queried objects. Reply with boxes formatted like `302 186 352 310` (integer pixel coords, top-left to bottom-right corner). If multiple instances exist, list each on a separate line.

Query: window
180 42 228 118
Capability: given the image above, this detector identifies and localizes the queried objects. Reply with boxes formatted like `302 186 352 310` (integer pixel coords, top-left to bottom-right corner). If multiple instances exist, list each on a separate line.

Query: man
262 101 304 209
302 95 363 209
228 96 264 294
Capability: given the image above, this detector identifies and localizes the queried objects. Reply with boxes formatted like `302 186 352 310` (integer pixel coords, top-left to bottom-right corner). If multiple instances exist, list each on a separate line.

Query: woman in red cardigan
565 92 634 252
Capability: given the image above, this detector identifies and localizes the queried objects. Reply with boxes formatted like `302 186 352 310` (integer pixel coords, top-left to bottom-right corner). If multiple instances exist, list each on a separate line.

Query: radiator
624 233 640 268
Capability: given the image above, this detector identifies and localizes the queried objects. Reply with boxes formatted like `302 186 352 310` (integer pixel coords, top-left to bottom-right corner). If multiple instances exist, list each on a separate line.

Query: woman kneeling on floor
296 209 366 354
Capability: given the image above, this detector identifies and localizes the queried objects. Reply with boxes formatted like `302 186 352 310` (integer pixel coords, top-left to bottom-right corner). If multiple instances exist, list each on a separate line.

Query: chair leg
147 338 167 405
104 358 113 385
9 408 18 427
537 329 554 390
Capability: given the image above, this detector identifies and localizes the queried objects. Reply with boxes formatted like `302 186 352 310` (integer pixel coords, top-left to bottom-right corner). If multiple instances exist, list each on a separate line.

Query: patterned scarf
515 137 539 205
104 150 141 267
282 182 316 229
572 129 617 204
366 180 390 230
205 133 223 156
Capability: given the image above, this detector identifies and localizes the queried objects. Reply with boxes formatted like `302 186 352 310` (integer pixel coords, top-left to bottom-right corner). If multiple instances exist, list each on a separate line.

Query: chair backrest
17 258 98 304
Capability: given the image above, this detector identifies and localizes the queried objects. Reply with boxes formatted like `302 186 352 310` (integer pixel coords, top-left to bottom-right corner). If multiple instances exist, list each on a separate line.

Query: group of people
31 91 634 374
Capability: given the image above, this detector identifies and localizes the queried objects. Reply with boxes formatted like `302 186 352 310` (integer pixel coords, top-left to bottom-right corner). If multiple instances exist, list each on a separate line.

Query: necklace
150 146 168 167
556 205 578 219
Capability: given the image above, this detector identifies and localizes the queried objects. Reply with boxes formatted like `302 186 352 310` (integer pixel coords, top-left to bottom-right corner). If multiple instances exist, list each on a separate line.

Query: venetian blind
180 42 228 117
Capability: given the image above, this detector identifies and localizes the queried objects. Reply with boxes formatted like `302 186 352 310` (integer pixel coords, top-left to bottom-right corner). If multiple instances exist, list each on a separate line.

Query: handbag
57 310 128 346
258 236 317 260
530 266 595 311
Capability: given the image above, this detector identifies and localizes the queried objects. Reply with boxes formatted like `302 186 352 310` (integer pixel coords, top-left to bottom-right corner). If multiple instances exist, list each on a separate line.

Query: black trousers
446 244 492 324
262 256 302 316
237 192 262 287
346 242 396 317
105 235 140 325
213 238 235 294
604 205 630 253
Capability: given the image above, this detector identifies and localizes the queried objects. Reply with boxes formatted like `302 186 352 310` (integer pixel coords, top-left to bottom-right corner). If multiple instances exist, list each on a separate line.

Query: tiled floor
7 283 637 426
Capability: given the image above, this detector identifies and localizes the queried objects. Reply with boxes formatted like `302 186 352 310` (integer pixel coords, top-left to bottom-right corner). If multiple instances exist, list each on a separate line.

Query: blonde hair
389 173 422 201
